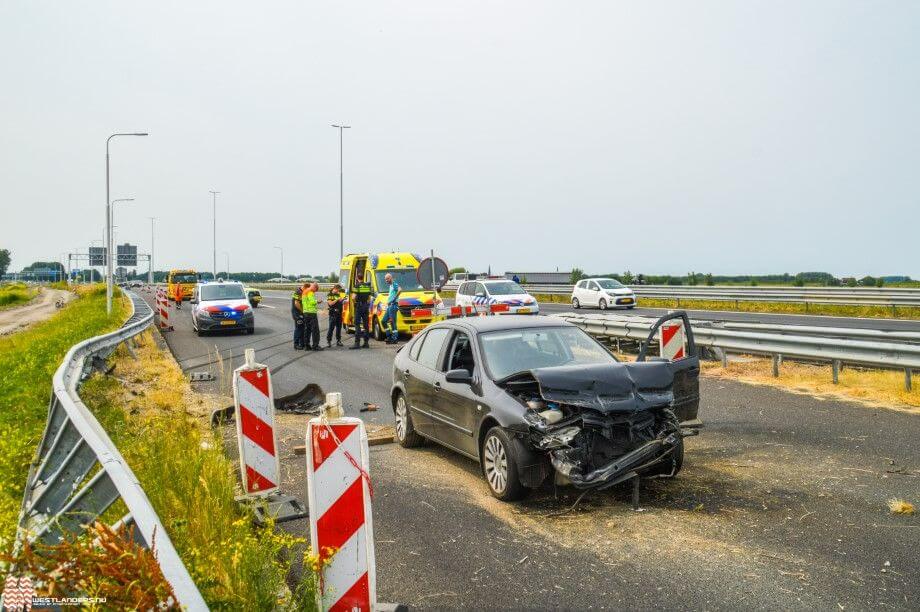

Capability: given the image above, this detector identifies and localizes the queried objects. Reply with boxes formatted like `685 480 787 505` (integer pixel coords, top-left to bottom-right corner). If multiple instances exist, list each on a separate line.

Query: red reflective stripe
239 405 275 455
410 308 432 317
490 303 509 312
245 465 276 493
311 424 358 471
662 324 680 347
240 368 270 397
317 476 365 555
329 572 370 612
673 347 685 359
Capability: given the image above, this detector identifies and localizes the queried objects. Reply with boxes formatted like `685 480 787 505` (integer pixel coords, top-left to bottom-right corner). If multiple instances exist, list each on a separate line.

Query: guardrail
13 290 206 610
443 283 920 310
554 312 918 390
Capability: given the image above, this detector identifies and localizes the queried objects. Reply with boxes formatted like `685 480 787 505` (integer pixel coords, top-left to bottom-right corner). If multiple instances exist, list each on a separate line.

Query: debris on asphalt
275 383 325 414
887 498 915 515
189 371 214 382
361 402 379 412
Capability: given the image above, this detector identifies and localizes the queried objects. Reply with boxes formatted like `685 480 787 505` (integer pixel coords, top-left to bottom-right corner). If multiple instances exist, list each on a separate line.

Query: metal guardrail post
14 289 207 610
906 369 913 392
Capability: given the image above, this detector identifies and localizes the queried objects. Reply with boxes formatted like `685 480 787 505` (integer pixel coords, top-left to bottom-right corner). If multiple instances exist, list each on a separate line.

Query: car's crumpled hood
530 362 674 413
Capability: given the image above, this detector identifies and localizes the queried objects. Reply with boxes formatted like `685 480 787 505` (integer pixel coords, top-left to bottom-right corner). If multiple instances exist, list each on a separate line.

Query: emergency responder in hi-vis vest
350 273 373 349
302 282 322 351
292 283 306 350
326 283 345 347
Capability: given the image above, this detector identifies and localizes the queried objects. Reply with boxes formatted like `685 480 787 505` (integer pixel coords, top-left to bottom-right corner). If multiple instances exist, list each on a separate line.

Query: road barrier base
240 492 309 526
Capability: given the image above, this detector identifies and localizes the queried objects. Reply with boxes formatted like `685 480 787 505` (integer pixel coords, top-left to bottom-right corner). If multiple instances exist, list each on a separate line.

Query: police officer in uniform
291 283 306 350
350 274 373 349
302 282 322 351
326 283 345 347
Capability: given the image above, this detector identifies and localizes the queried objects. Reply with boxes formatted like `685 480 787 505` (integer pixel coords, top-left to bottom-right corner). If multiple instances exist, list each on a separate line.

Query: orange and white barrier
233 349 280 496
306 397 376 612
660 321 686 360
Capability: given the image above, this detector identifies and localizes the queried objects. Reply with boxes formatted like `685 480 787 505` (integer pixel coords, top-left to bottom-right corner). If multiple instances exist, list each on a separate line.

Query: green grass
79 332 317 610
0 283 38 310
0 285 127 549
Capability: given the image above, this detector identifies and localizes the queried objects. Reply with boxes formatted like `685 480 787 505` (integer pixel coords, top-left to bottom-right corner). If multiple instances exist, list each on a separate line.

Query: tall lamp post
110 198 134 284
274 246 284 281
106 132 148 315
209 190 220 281
223 251 230 279
331 124 350 261
147 216 156 284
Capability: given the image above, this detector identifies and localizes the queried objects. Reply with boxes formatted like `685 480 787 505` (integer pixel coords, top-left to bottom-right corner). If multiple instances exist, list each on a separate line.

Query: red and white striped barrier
306 402 376 612
233 349 280 496
155 288 173 331
660 321 686 360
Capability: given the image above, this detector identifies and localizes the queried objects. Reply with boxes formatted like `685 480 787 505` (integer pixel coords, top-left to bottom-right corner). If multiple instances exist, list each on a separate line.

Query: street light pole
209 190 220 281
148 216 156 284
331 124 351 261
106 132 148 314
274 246 284 281
223 252 230 279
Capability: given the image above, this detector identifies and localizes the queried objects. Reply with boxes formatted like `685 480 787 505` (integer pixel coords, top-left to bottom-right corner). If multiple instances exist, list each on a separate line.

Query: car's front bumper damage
503 361 691 491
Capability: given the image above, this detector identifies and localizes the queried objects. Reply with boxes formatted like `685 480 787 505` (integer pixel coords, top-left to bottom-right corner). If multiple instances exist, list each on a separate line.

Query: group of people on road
290 273 402 351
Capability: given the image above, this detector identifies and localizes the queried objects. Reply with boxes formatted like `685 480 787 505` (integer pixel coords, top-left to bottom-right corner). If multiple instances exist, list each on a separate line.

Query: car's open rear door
637 311 702 427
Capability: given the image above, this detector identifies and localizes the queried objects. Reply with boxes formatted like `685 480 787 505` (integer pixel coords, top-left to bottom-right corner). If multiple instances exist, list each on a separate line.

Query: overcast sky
1 1 917 278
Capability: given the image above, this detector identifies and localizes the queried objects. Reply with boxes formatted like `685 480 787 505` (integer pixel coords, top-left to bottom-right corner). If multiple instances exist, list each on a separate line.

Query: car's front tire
598 298 608 310
481 427 529 501
394 392 423 448
572 297 580 309
373 318 385 341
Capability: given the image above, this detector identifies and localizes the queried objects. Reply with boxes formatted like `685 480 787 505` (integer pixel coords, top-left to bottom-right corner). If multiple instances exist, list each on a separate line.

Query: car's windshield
375 269 424 291
479 326 617 380
171 273 198 284
200 284 245 301
597 279 624 290
485 281 525 295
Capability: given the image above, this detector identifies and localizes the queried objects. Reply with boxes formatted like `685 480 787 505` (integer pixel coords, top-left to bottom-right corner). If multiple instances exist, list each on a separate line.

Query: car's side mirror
445 368 472 384
191 298 199 304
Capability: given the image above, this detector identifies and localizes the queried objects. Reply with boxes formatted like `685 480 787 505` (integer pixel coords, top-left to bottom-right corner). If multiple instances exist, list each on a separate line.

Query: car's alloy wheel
572 297 580 309
599 298 607 310
483 434 508 494
394 393 423 448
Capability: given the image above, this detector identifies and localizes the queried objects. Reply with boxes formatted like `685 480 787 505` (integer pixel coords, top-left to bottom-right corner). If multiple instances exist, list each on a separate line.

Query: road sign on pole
416 256 448 291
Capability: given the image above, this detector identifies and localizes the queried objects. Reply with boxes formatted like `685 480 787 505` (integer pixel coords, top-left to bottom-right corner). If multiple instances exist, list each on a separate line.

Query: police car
454 279 539 315
190 281 255 336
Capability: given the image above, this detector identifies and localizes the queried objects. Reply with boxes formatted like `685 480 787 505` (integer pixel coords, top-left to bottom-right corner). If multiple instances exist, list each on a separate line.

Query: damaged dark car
390 313 701 501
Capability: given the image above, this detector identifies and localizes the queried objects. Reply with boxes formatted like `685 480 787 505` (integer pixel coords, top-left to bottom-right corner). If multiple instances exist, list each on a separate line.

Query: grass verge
0 284 127 549
699 356 920 412
0 283 39 310
78 329 318 609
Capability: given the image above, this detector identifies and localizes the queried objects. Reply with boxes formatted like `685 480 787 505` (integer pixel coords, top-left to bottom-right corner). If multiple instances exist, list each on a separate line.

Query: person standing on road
326 283 345 347
382 273 402 344
350 274 373 349
512 274 521 284
291 283 306 350
302 282 322 351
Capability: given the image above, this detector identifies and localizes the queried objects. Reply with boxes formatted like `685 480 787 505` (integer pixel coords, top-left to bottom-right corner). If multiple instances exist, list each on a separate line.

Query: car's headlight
198 309 212 319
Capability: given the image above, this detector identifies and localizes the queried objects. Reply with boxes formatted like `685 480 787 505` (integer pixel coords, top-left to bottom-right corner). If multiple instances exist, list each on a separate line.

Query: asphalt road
145 289 919 609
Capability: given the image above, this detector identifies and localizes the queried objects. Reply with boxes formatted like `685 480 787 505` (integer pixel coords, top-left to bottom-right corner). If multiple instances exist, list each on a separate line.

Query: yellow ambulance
340 252 445 339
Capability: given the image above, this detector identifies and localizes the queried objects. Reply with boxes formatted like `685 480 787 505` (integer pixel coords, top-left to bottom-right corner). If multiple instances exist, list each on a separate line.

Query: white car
454 279 539 315
190 281 255 335
571 278 636 310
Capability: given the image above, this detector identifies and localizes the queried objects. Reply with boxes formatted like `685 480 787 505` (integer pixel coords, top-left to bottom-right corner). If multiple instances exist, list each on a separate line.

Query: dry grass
887 499 915 515
79 329 318 610
700 356 920 412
